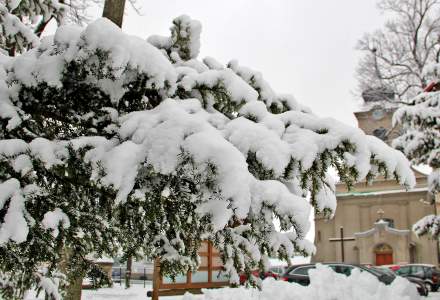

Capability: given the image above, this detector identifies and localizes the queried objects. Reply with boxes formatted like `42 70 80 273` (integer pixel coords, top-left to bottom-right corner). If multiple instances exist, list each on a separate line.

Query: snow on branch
0 16 417 293
393 90 440 188
413 214 440 238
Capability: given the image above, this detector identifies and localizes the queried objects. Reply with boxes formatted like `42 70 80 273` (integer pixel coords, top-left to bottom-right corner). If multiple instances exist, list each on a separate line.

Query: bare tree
356 0 440 102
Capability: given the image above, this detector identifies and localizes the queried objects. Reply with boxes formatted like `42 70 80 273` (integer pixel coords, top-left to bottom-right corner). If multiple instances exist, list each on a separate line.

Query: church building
312 103 439 266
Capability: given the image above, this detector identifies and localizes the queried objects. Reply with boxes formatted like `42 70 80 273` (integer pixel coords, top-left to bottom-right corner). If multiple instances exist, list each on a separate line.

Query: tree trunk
60 248 84 300
102 0 126 28
125 255 132 288
63 277 83 300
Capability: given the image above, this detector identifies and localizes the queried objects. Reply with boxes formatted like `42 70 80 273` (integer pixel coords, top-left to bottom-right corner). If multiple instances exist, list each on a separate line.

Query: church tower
312 101 438 266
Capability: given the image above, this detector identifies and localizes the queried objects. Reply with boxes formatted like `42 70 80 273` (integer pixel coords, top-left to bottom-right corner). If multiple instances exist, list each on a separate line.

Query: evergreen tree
1 13 416 299
393 67 440 238
0 0 109 57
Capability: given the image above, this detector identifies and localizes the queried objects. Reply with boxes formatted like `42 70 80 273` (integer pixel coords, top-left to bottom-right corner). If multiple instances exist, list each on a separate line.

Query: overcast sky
119 0 385 126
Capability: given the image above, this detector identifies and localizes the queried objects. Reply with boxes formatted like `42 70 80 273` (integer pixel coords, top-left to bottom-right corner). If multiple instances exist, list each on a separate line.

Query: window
376 218 394 228
329 265 353 276
270 266 285 275
341 266 354 276
396 266 410 276
373 127 388 140
411 266 425 276
290 266 315 276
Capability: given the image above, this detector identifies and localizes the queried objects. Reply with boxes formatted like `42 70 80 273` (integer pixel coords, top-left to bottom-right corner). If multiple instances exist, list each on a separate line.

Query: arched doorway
375 243 393 266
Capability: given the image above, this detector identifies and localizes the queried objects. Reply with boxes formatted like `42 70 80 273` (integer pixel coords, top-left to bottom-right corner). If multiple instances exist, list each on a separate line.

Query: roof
402 264 436 267
337 187 427 198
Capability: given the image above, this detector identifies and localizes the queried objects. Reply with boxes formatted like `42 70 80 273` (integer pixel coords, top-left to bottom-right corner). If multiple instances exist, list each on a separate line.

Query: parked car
239 266 286 284
280 263 427 296
394 264 440 292
377 266 428 297
266 266 286 279
379 264 401 272
281 263 394 286
239 270 259 284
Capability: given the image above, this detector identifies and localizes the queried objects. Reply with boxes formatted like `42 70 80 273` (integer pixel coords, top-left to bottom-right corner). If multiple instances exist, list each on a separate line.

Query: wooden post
152 258 161 300
208 242 213 283
125 255 132 288
102 0 126 28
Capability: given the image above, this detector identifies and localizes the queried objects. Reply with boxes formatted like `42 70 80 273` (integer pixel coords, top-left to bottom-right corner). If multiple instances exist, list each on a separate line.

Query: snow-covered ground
24 279 440 300
26 264 438 300
82 284 440 300
82 264 429 300
82 284 171 300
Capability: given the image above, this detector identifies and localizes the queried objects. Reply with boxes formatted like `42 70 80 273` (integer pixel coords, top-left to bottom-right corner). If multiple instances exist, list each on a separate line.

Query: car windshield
361 267 382 276
395 266 410 276
361 266 395 279
374 267 396 278
289 265 315 276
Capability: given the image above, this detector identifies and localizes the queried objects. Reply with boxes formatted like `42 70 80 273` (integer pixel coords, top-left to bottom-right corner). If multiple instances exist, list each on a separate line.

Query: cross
329 227 355 262
377 208 385 220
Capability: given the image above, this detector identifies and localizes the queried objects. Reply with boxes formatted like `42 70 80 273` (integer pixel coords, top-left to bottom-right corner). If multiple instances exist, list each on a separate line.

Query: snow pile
183 265 420 300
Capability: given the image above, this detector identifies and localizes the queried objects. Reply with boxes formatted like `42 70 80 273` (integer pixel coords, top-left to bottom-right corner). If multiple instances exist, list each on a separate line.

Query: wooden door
376 253 393 266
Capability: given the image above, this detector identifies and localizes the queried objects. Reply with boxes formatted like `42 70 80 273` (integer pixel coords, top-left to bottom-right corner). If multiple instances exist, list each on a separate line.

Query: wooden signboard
148 241 229 299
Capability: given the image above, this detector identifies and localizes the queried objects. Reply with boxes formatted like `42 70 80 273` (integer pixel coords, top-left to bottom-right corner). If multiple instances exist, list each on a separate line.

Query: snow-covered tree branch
0 14 416 298
392 65 440 238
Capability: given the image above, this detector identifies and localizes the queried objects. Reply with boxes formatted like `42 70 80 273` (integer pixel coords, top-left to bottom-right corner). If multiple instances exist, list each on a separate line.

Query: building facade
312 106 439 266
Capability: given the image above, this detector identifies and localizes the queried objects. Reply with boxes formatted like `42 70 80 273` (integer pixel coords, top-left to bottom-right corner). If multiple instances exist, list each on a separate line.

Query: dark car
281 263 393 286
377 266 428 297
280 263 427 296
394 264 440 292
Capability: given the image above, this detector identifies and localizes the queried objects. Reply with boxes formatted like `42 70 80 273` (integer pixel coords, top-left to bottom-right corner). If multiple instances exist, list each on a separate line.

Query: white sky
119 0 386 126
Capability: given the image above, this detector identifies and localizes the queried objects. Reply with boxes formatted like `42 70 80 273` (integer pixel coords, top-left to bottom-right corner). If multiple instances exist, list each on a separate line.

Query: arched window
373 127 388 141
376 218 394 228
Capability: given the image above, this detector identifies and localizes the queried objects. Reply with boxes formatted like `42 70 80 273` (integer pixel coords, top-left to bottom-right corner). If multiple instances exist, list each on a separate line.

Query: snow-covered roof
354 220 410 238
85 254 114 264
337 186 427 198
355 102 399 113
